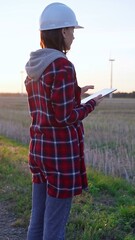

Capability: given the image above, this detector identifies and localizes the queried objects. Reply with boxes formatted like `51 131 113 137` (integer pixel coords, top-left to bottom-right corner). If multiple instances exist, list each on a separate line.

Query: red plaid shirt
25 58 96 198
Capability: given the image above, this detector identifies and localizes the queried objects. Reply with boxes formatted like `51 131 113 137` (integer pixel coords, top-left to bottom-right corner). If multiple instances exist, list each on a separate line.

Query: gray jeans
27 182 72 240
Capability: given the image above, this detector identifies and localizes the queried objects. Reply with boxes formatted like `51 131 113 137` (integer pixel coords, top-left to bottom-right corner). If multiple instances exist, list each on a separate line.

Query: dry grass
0 96 134 183
84 98 135 183
0 96 30 144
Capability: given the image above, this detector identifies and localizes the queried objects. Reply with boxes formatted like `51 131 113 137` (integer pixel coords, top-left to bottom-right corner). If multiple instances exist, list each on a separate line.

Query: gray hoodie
25 48 67 81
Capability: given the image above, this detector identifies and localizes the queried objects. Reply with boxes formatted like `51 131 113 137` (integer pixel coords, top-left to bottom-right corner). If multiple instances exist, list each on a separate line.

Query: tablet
81 88 117 104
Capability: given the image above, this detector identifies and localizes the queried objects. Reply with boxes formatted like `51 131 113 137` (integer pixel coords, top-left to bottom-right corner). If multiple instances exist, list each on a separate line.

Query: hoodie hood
25 48 67 81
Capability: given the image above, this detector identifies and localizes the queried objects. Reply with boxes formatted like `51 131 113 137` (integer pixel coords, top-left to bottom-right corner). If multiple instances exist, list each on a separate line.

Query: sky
0 0 135 93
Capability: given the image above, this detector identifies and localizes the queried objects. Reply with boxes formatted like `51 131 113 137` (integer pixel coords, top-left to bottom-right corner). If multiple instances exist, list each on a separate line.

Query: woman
25 3 102 240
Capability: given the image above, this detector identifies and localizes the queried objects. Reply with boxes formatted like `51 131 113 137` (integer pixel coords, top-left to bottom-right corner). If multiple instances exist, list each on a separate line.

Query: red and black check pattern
25 58 96 198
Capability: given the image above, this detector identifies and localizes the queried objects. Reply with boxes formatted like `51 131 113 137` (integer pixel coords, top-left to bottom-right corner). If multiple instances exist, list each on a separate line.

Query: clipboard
81 88 117 104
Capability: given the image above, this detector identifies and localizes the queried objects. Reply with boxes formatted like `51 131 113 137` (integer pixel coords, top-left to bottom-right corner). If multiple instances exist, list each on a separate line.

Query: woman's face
62 27 75 50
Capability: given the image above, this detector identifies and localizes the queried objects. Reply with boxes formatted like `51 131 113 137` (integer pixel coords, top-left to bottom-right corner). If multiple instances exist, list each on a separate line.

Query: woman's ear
62 28 66 38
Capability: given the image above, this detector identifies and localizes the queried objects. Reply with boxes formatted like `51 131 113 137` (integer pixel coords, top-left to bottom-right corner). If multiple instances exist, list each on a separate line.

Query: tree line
82 91 135 99
0 91 135 98
113 91 135 98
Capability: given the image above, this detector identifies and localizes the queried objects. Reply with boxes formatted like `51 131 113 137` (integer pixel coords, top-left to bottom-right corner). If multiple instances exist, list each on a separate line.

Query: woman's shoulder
44 57 76 76
53 57 74 69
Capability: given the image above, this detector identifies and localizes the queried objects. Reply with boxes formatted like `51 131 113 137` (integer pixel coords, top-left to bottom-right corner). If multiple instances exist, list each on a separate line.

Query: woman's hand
81 85 94 96
93 94 103 106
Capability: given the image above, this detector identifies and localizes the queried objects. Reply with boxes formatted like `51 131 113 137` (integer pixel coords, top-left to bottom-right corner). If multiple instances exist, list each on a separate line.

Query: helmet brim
75 25 84 29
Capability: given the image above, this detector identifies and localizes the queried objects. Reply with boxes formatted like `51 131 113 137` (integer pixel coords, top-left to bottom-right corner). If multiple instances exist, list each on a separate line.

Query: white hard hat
39 2 83 30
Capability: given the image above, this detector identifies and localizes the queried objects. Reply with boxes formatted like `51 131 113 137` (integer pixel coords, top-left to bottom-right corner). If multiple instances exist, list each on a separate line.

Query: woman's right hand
93 94 103 106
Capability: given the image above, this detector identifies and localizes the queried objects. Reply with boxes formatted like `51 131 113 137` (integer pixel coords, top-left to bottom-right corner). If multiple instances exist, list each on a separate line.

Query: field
0 95 135 239
84 98 135 183
0 136 135 240
0 95 134 183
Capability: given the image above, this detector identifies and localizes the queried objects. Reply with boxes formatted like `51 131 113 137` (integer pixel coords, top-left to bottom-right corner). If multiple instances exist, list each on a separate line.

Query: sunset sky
0 0 135 93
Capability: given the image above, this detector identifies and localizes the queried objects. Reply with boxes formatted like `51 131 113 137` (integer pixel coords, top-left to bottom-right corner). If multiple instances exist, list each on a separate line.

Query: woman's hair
40 29 67 54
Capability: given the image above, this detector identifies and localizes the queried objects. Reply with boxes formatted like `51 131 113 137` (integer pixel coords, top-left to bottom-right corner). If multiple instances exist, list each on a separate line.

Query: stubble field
0 95 134 183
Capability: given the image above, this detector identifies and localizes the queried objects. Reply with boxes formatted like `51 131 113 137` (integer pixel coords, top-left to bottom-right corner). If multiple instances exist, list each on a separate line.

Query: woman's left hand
81 85 94 96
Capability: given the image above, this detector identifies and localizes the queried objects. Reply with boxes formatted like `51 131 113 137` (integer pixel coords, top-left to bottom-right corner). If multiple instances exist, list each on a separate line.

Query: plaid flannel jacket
25 57 96 198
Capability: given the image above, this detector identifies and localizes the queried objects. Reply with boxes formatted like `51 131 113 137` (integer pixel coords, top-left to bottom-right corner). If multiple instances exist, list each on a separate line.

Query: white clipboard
81 88 117 104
